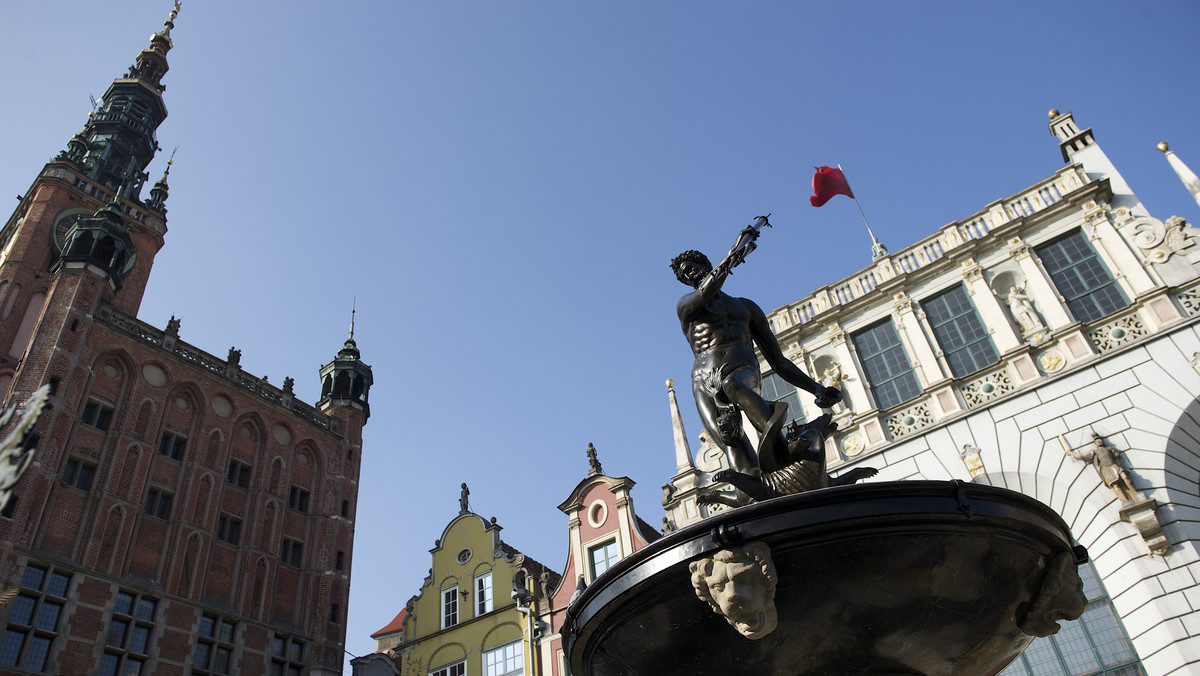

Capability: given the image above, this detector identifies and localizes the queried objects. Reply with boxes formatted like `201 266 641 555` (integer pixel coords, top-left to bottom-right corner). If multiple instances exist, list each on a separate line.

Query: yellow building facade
354 489 558 676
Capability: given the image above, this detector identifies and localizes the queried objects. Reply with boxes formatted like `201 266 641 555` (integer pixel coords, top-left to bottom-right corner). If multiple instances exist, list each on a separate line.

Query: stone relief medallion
272 423 292 446
175 396 189 411
1038 350 1065 373
102 364 120 379
141 363 168 387
211 395 233 418
841 434 864 456
689 540 778 640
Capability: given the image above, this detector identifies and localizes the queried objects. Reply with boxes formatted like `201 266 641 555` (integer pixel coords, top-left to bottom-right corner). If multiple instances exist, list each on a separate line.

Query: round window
456 548 472 564
587 500 608 528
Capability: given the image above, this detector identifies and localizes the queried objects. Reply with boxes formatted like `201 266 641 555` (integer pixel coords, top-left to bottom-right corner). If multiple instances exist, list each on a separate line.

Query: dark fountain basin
564 480 1087 676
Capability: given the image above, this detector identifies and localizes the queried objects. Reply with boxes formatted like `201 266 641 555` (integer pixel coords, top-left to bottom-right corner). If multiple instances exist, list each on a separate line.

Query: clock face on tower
50 208 92 252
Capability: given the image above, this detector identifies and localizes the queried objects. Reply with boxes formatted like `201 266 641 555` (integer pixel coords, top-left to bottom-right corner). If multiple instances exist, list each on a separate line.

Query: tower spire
59 2 180 197
1158 142 1200 210
146 148 176 213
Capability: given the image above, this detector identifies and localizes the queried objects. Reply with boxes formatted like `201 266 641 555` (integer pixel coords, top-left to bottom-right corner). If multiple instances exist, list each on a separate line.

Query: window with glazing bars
761 372 806 428
0 564 71 672
921 284 998 378
1035 230 1128 324
852 319 922 410
99 590 156 676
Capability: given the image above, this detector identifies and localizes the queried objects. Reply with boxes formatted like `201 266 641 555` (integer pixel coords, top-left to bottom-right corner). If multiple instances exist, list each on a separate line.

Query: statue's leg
693 379 759 476
721 367 773 431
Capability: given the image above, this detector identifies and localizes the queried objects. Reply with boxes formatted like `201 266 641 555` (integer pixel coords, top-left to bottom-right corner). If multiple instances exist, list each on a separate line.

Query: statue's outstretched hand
814 385 842 409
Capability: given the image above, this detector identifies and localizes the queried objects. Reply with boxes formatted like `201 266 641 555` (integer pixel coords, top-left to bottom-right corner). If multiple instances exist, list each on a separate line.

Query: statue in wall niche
1065 433 1139 503
1005 282 1045 335
672 218 844 485
689 541 778 640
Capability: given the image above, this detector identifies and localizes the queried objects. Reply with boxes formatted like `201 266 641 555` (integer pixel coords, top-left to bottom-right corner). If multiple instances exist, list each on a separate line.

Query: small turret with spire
318 302 374 420
146 149 175 213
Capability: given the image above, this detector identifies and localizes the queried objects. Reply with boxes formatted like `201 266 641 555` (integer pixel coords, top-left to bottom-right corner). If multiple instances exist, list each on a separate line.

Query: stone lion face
690 542 778 640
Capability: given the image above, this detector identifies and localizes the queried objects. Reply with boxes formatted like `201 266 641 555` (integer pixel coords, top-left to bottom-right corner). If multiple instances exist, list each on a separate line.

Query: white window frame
441 585 458 629
484 640 523 676
475 571 493 616
431 660 465 676
588 539 620 581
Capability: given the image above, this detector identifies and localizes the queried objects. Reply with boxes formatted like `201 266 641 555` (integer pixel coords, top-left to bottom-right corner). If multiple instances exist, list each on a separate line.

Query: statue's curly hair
670 250 712 284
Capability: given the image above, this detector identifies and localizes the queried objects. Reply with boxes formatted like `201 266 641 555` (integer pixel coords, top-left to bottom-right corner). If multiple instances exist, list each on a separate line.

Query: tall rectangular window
761 372 806 428
0 564 71 672
193 614 236 675
441 587 458 629
922 284 999 377
99 591 156 676
1035 229 1128 323
588 540 619 580
269 635 305 676
852 319 922 410
476 571 494 615
484 640 524 676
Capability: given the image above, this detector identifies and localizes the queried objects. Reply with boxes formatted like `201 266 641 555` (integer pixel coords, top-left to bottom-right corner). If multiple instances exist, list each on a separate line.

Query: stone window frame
192 613 236 675
216 514 242 546
143 487 172 520
61 457 97 492
280 538 303 568
226 460 251 489
920 283 999 378
0 563 72 672
269 633 305 676
157 430 187 461
1034 228 1129 324
851 317 922 411
98 590 157 676
431 659 466 676
82 399 115 431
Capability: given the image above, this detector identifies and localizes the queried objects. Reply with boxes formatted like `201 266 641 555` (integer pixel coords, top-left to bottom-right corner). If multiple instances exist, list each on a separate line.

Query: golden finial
1158 141 1170 153
666 379 674 389
1048 109 1060 119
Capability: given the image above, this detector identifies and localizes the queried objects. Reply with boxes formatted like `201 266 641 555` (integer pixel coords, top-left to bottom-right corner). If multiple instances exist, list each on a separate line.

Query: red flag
810 165 854 207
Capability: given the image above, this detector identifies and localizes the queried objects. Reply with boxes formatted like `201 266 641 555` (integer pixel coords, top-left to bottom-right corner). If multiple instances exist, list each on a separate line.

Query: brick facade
0 11 368 676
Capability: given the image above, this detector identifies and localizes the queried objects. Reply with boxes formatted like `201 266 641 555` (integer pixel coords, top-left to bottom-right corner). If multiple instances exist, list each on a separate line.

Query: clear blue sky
3 1 1198 670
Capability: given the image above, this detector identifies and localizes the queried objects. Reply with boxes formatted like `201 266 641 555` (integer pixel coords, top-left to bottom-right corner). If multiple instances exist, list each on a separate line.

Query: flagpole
838 164 888 260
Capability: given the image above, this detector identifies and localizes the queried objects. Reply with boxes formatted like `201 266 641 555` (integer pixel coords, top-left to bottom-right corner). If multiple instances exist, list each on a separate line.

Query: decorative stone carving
1017 550 1087 637
961 367 1016 409
886 399 934 439
1003 281 1045 337
1038 350 1065 373
689 541 778 640
960 444 985 478
1086 313 1148 353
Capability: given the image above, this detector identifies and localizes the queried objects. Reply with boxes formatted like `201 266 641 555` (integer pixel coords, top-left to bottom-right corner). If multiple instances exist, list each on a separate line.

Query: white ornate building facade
664 111 1200 675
